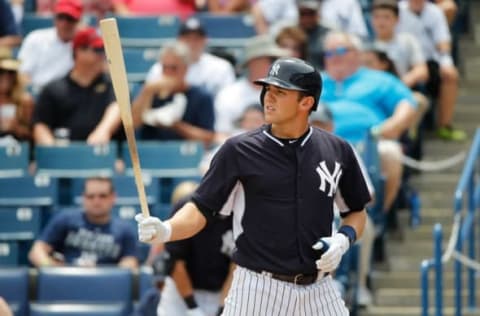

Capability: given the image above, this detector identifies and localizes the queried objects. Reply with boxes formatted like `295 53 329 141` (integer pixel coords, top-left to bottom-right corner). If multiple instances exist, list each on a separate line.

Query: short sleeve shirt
39 209 137 265
191 126 371 275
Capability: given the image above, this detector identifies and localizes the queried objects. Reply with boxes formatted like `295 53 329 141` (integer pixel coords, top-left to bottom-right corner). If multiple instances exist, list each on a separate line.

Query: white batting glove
312 233 349 273
186 307 207 316
134 214 172 244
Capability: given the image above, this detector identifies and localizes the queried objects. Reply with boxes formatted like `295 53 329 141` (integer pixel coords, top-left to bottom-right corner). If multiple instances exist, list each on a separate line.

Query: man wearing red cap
18 0 83 94
33 27 122 146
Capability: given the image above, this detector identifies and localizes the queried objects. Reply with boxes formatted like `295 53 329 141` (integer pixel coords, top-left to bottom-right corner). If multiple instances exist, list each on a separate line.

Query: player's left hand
312 233 349 273
186 307 207 316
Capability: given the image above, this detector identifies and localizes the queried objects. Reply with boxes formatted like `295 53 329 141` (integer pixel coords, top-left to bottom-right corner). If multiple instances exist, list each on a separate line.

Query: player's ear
299 95 315 112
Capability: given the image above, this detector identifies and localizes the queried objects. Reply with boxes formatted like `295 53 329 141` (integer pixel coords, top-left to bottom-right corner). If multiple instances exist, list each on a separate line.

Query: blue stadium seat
0 142 29 178
21 14 53 36
0 241 19 266
122 141 204 178
0 175 58 207
35 142 117 178
115 15 181 47
0 267 29 316
195 14 255 47
0 206 41 241
123 48 158 83
138 266 154 297
36 267 133 315
30 303 125 316
69 175 160 206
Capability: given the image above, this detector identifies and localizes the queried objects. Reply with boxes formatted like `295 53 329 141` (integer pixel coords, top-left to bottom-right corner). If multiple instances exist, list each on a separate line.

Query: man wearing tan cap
17 0 83 94
214 35 287 139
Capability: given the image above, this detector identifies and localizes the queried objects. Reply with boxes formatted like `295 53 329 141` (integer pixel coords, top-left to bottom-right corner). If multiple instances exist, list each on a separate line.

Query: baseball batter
136 57 371 316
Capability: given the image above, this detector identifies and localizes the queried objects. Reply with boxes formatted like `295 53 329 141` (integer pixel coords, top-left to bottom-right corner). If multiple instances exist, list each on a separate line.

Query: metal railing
421 128 480 316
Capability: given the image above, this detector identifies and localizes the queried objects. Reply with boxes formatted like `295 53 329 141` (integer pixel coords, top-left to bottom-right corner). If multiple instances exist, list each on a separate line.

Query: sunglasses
299 9 317 16
84 192 111 200
162 64 180 72
55 13 78 23
81 46 105 55
324 47 352 58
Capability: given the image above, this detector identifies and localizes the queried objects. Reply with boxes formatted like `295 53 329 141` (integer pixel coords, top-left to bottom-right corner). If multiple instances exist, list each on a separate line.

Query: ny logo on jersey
270 63 280 76
316 161 342 197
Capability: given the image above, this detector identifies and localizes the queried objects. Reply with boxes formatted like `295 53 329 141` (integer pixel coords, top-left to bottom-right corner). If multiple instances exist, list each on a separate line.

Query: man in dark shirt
0 0 21 48
33 27 122 145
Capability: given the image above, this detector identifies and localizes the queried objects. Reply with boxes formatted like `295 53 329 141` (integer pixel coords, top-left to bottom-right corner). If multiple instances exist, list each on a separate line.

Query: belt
252 268 321 285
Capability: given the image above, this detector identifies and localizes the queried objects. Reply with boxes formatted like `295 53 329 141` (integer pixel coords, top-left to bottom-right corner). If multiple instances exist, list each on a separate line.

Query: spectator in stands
370 0 429 145
206 0 252 14
148 181 234 316
111 0 196 19
0 0 21 48
309 104 377 307
0 47 34 142
251 0 298 35
18 0 83 94
275 25 308 60
397 0 465 141
28 176 139 269
320 31 417 214
133 41 215 145
0 297 12 316
147 17 236 99
296 0 333 70
433 0 457 26
32 27 122 146
320 0 369 39
36 0 114 21
214 34 287 139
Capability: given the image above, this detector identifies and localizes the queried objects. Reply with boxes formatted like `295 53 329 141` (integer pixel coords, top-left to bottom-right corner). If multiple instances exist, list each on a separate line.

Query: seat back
0 142 29 178
123 48 159 83
30 303 126 316
0 175 58 207
196 14 255 46
35 142 117 178
122 141 204 178
116 15 181 47
0 241 19 266
0 206 41 241
0 268 29 316
37 267 133 313
21 14 53 36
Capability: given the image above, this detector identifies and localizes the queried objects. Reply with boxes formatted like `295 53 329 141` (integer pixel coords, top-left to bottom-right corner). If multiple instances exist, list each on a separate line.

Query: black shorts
426 60 441 98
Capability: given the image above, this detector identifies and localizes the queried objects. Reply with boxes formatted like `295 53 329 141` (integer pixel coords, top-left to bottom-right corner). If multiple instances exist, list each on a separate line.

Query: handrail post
467 169 476 309
455 229 463 316
433 224 443 316
421 259 431 316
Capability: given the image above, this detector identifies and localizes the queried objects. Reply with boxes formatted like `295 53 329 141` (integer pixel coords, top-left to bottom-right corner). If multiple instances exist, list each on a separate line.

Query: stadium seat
0 267 29 316
0 142 29 178
122 141 204 178
0 206 41 241
123 48 159 83
30 303 125 316
138 266 154 297
21 14 53 36
69 175 160 206
35 142 117 178
195 14 255 47
115 15 181 47
0 241 19 266
0 175 58 207
36 267 133 315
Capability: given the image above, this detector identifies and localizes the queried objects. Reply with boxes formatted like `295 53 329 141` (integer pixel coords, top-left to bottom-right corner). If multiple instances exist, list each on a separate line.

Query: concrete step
372 270 464 289
359 306 480 316
463 57 480 81
375 288 480 306
410 173 461 192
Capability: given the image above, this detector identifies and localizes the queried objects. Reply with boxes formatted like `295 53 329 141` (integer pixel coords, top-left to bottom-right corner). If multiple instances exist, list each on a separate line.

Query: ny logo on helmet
270 63 280 76
316 161 342 197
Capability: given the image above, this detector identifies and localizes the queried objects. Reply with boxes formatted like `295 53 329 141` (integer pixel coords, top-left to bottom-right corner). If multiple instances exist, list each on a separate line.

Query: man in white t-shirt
213 35 287 139
146 17 235 99
18 0 83 94
251 0 298 35
397 0 465 141
320 0 369 39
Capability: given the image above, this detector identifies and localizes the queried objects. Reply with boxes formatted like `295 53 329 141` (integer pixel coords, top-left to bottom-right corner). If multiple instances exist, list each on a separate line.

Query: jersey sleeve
335 142 372 216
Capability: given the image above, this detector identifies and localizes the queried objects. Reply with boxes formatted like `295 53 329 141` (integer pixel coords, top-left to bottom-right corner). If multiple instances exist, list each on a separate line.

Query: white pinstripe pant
222 266 349 316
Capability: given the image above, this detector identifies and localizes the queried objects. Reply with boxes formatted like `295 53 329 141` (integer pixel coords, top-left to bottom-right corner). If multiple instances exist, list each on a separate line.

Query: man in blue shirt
29 177 138 269
0 0 21 48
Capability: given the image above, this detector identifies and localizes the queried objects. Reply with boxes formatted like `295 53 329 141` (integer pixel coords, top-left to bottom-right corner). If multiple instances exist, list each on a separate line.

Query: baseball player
136 57 371 316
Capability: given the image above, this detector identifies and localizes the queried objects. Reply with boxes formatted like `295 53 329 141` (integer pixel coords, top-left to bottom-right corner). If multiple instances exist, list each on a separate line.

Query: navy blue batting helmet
254 57 322 110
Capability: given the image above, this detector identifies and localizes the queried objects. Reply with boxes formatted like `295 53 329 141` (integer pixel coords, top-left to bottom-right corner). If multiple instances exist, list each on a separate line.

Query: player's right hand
186 307 207 316
134 214 172 244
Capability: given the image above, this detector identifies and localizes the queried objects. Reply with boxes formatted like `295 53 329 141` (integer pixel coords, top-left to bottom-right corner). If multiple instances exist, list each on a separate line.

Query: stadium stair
359 2 480 315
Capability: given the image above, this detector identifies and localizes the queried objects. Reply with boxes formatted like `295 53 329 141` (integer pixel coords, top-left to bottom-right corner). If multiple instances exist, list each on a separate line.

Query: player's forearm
168 202 207 241
172 261 195 298
340 210 367 240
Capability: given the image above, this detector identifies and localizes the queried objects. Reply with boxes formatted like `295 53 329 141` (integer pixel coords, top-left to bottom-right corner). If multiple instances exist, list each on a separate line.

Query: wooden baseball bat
100 18 150 217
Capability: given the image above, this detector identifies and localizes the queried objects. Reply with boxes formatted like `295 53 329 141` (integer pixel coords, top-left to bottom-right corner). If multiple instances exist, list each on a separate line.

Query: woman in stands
0 48 34 142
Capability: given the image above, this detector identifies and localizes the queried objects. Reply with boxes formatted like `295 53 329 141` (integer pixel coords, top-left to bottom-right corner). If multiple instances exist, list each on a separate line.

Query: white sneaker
357 286 373 307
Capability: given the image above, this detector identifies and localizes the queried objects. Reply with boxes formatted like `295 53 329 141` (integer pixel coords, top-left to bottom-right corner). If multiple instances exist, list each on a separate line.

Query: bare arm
131 84 155 128
33 123 55 145
379 100 417 139
28 240 63 267
171 121 215 145
171 260 195 299
340 209 367 240
168 202 207 241
401 63 429 88
251 2 269 34
219 263 236 306
0 297 13 316
118 256 139 270
0 35 21 47
87 102 121 145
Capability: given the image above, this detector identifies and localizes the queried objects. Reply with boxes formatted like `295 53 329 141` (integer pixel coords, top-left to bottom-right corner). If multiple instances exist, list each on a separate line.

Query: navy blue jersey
166 196 233 291
192 125 371 275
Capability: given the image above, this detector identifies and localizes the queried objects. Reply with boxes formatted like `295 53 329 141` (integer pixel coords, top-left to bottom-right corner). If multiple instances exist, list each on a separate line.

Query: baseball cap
178 17 206 37
54 0 83 21
72 27 104 50
242 35 289 66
